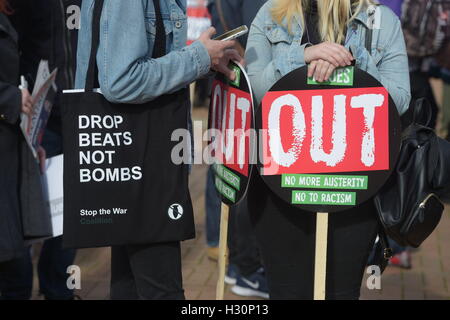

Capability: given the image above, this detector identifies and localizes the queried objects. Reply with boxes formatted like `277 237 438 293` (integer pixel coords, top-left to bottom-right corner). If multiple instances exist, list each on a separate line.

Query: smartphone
214 25 248 41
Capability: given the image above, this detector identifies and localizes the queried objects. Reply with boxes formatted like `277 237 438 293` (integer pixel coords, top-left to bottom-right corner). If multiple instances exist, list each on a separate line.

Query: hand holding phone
199 27 245 81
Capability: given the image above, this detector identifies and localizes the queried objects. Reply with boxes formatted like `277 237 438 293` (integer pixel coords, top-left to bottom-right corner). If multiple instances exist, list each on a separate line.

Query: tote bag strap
85 0 105 92
85 0 167 91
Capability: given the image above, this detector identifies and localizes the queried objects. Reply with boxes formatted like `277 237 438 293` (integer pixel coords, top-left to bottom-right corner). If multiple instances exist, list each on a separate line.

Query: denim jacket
74 0 211 104
245 1 411 115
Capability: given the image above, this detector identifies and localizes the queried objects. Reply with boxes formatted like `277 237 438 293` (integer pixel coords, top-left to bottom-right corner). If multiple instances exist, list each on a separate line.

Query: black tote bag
61 0 195 248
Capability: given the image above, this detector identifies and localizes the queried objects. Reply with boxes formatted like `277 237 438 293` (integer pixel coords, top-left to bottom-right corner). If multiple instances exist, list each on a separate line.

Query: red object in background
261 87 390 175
187 0 211 45
210 79 253 177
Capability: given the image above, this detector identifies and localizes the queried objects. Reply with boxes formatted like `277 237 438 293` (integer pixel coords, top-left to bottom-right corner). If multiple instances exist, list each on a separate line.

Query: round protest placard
208 61 255 206
256 66 402 213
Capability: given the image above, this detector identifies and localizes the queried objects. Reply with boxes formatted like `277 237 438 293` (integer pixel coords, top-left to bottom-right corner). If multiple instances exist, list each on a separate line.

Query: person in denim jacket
244 0 411 299
74 0 243 300
75 0 242 101
246 0 411 115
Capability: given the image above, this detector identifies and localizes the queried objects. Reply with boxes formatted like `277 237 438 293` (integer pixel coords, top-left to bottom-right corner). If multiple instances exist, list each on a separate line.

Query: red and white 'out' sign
262 87 389 175
210 79 252 177
256 66 401 213
208 62 255 206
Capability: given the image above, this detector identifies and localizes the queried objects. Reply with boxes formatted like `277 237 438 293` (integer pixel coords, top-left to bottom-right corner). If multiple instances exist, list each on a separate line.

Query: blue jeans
205 166 221 247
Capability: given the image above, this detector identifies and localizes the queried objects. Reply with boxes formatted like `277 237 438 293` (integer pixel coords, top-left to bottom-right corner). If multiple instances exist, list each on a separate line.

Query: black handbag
374 98 450 248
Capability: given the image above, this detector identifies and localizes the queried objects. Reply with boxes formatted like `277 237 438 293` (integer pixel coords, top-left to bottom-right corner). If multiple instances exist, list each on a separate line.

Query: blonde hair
271 0 374 44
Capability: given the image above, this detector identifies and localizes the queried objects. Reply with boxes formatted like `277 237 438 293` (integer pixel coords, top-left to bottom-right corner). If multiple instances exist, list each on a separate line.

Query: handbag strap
412 98 433 127
85 0 104 91
85 0 167 91
365 28 372 54
216 0 230 32
152 0 167 58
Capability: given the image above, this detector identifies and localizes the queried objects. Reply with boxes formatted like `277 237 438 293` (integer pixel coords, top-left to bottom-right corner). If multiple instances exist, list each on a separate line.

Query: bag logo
168 203 184 220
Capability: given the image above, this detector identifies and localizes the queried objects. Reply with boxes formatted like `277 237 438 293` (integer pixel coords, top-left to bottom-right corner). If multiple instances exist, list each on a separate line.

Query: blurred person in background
206 0 269 299
0 0 46 300
377 0 449 269
0 0 80 300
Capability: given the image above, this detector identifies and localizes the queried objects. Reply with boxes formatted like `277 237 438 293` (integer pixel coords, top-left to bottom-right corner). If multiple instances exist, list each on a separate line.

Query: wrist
304 44 313 63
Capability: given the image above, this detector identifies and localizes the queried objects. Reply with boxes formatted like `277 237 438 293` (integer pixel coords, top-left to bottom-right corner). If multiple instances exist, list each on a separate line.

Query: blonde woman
245 0 410 299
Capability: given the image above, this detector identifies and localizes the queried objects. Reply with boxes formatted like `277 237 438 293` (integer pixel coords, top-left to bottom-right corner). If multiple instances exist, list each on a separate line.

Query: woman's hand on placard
308 59 337 83
304 42 353 67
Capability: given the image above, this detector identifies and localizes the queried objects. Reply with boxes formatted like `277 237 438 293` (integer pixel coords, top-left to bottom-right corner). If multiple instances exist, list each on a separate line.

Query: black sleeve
0 82 21 125
9 0 51 83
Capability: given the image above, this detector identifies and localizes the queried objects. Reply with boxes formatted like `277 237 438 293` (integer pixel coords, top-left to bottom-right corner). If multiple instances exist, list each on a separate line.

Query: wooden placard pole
314 212 329 300
216 202 230 300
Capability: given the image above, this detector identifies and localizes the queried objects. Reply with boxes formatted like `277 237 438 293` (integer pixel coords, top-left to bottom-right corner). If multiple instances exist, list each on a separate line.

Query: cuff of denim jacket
272 40 308 76
190 41 212 77
289 41 310 71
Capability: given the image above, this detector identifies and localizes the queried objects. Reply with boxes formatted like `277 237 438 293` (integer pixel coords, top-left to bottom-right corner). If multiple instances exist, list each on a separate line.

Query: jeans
205 166 221 247
228 196 262 277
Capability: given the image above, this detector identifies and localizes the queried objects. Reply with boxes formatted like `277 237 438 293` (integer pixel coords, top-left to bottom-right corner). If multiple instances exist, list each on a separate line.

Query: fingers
308 60 318 78
21 89 33 115
218 39 237 50
316 60 327 82
226 49 244 65
215 63 236 81
38 148 46 174
329 42 353 61
312 60 335 83
203 27 217 39
23 100 33 114
324 62 336 82
22 104 32 115
321 42 353 67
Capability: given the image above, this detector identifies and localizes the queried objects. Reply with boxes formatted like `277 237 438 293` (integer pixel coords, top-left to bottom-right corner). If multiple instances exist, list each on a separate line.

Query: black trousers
248 173 379 300
228 196 262 277
110 242 184 300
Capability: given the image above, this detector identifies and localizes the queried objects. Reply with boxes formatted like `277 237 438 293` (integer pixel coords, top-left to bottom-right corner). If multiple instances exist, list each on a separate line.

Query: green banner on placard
282 174 368 190
215 176 236 203
292 190 356 206
214 163 241 191
308 66 354 86
228 63 241 87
